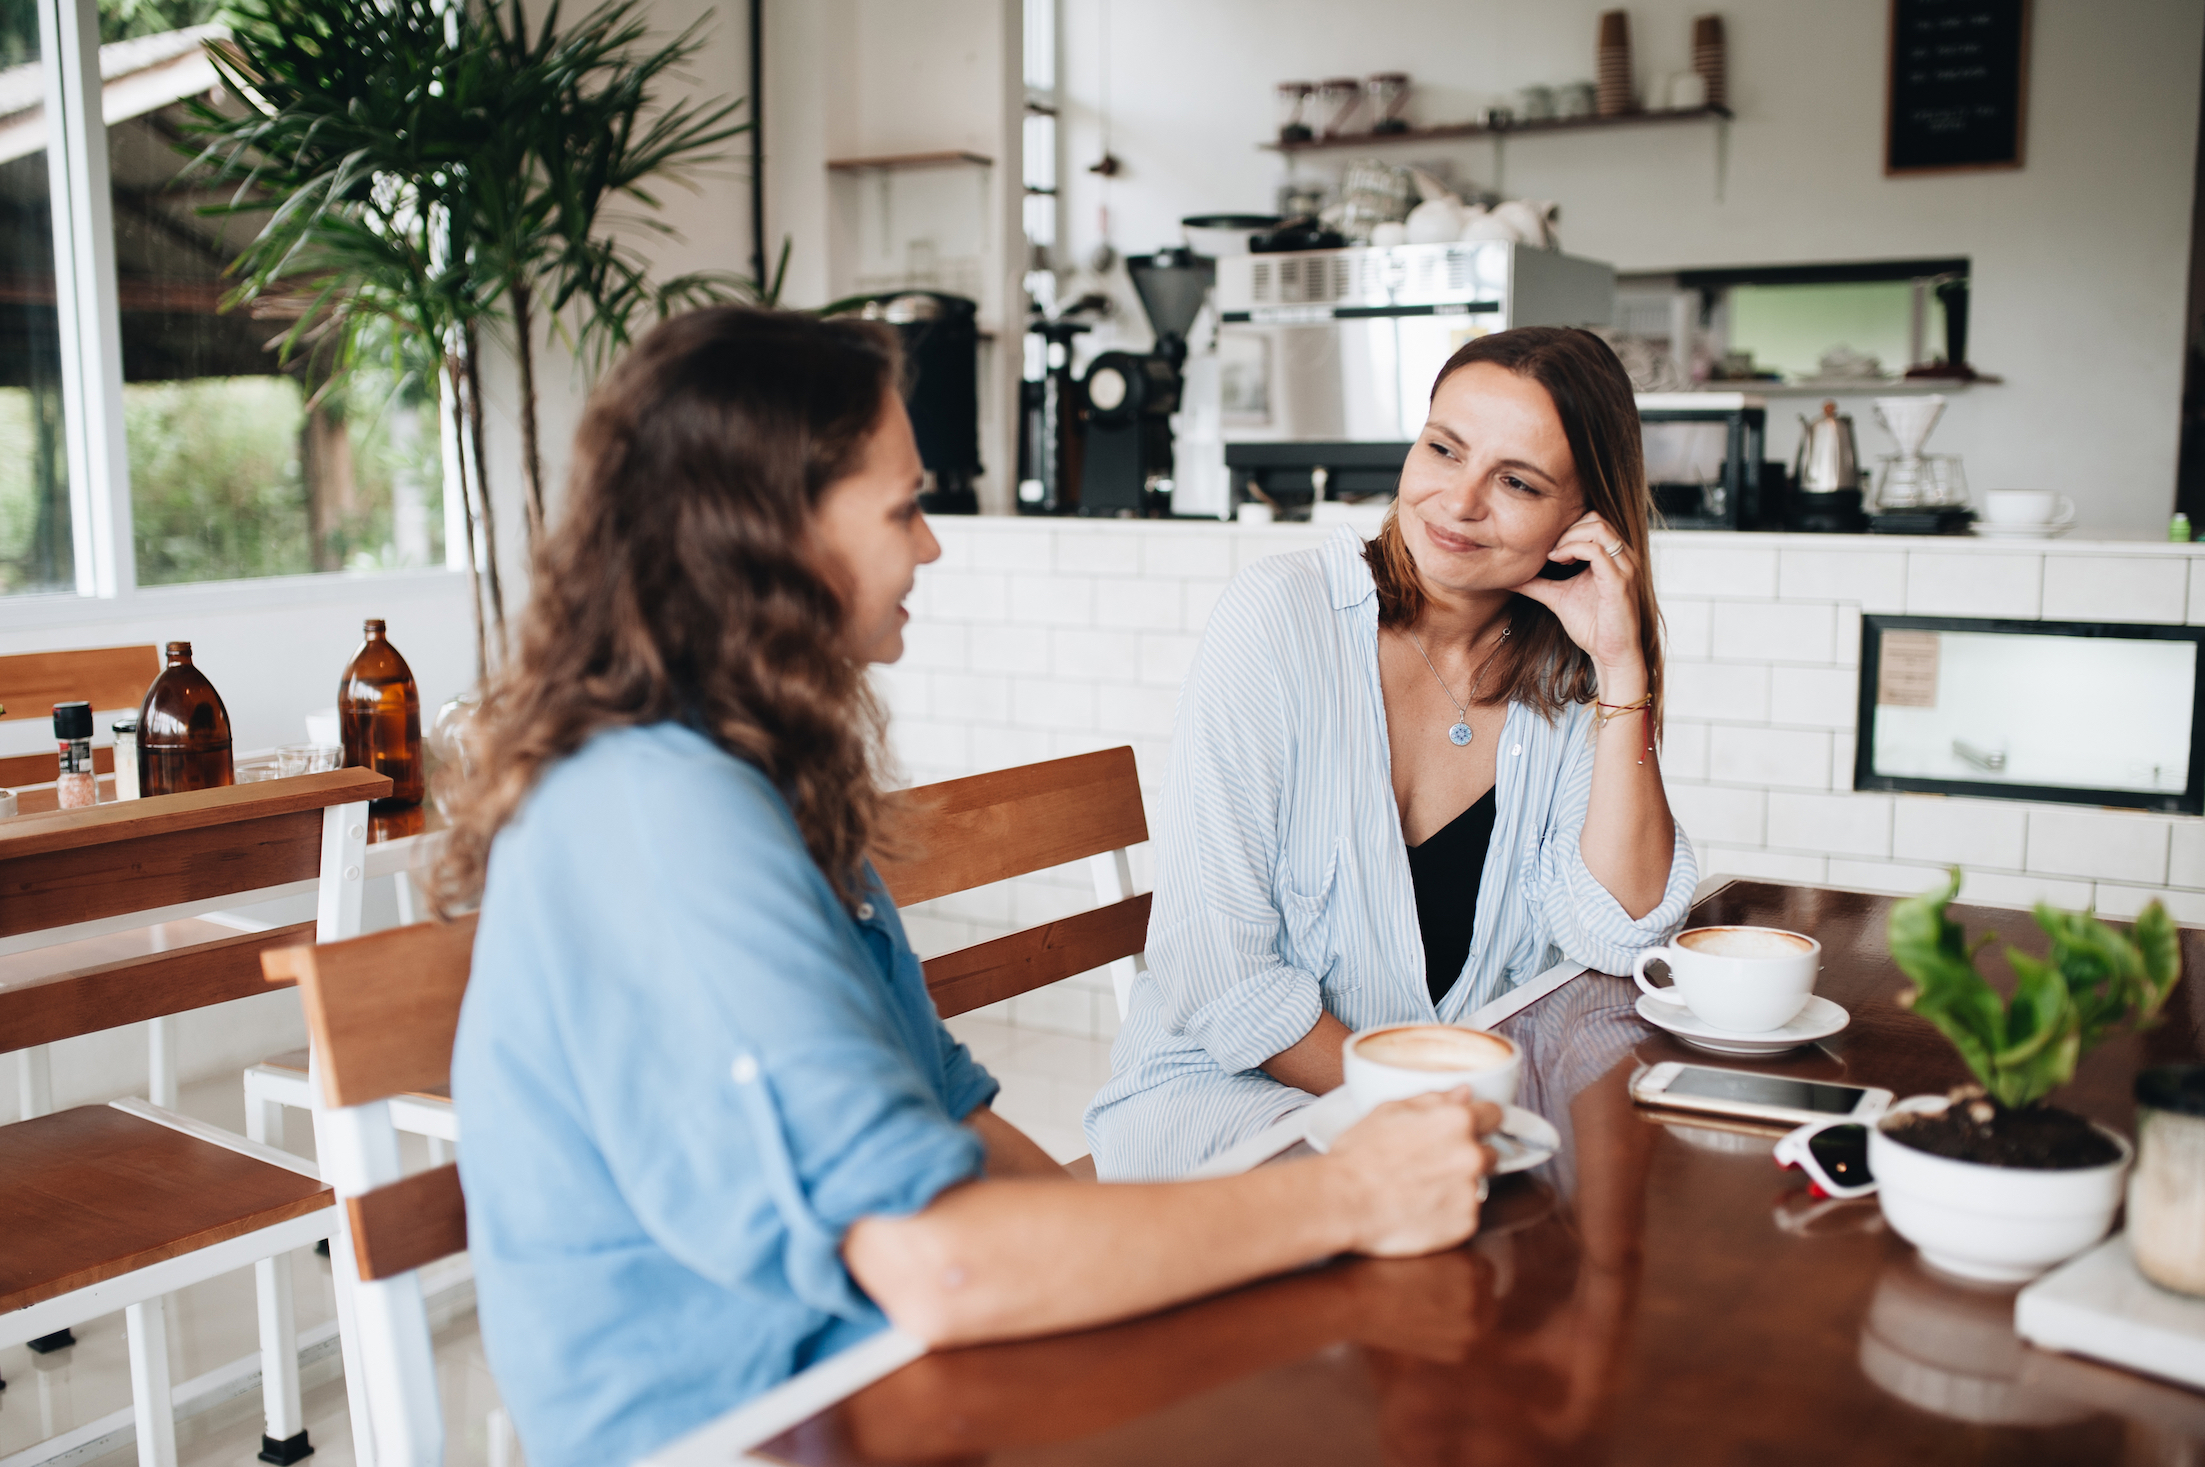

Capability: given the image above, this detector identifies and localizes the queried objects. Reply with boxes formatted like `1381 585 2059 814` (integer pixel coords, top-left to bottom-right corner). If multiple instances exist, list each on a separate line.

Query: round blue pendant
1448 722 1474 747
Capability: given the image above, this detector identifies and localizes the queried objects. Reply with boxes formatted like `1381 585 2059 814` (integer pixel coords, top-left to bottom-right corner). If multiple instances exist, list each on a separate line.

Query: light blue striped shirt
1084 527 1696 1179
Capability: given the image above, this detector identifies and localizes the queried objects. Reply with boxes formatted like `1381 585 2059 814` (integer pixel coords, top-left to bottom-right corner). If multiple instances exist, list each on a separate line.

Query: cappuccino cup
1343 1023 1521 1110
1632 925 1821 1033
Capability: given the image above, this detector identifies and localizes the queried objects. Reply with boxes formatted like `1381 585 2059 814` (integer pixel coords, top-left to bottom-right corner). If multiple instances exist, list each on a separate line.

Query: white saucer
1634 992 1850 1055
1971 520 2074 540
1304 1096 1561 1174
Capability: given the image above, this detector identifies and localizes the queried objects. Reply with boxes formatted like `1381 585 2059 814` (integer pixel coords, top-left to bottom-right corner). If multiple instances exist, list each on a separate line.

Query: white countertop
946 515 2205 556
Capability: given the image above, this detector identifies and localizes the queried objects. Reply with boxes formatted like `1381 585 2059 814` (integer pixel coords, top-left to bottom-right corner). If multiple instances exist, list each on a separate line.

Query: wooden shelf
1263 105 1731 154
1710 375 2001 396
826 151 992 172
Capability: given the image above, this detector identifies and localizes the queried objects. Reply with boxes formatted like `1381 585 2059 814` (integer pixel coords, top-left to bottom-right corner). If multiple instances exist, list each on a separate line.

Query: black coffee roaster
842 291 981 514
1076 249 1215 516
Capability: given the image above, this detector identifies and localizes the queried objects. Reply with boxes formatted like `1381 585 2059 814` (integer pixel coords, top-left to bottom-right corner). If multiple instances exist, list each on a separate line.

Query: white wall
1053 0 2205 535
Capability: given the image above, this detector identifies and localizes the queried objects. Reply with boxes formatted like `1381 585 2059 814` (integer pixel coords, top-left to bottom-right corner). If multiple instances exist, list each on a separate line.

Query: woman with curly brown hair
442 306 1500 1467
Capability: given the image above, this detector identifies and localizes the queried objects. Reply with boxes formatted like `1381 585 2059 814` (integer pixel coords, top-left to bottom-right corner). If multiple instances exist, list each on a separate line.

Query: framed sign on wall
1886 0 2031 175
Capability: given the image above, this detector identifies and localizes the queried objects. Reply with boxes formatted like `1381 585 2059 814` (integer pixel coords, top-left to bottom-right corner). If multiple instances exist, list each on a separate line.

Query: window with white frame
0 0 447 602
1021 0 1061 314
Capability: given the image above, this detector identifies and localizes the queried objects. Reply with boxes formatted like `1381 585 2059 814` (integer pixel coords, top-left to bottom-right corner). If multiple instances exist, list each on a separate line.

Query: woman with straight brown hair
439 306 1502 1467
1087 326 1697 1179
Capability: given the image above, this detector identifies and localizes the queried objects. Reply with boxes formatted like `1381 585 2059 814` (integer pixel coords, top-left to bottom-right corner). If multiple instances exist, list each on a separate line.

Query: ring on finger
1603 540 1624 558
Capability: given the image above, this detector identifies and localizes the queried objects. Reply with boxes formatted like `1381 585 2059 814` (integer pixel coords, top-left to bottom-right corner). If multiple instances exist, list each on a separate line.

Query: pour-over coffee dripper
1871 395 1948 509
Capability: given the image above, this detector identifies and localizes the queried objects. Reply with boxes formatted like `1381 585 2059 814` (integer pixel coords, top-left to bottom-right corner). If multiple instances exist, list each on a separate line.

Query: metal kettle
1794 399 1861 493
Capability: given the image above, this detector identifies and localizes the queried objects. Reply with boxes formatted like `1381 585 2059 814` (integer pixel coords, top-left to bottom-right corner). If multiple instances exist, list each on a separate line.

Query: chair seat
0 1106 331 1314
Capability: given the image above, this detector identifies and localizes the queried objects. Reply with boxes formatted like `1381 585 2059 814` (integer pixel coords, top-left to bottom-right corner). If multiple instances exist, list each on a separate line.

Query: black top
1406 786 1499 1006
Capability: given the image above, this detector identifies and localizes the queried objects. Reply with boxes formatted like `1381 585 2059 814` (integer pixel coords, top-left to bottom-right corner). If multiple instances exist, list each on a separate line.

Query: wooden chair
876 745 1153 1023
0 643 159 809
0 645 166 1118
266 916 493 1467
0 769 387 1466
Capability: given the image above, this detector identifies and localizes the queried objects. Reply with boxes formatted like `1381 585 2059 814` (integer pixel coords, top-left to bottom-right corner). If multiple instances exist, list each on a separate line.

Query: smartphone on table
1629 1061 1892 1129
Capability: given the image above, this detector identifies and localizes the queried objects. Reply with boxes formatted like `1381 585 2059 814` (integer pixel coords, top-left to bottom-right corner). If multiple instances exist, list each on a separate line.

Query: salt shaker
111 716 140 801
53 701 96 809
2129 1064 2205 1296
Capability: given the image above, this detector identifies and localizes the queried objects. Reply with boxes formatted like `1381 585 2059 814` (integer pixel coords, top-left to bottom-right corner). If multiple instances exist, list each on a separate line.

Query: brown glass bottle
138 642 235 796
339 619 424 805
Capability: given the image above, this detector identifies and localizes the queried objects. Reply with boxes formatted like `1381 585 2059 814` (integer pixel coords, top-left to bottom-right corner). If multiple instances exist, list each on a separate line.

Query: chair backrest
0 644 160 799
874 745 1151 1020
0 769 390 1057
266 915 477 1467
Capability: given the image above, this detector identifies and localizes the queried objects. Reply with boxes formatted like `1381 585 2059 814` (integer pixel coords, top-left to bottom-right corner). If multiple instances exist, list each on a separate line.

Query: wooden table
709 881 2205 1466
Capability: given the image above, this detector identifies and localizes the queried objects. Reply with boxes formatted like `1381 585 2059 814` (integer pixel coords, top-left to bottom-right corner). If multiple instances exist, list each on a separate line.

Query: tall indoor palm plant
187 0 761 671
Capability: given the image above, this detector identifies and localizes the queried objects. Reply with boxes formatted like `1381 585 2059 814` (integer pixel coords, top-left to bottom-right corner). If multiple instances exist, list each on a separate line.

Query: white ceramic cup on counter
1343 1023 1522 1110
1981 490 2076 527
1632 925 1822 1034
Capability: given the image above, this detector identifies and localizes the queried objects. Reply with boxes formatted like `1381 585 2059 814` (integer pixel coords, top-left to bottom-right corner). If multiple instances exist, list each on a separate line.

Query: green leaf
1888 869 2004 1092
1989 949 2080 1106
2132 901 2184 1022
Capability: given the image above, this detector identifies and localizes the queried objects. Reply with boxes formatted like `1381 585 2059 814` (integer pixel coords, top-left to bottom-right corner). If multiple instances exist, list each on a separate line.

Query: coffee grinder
1078 248 1215 516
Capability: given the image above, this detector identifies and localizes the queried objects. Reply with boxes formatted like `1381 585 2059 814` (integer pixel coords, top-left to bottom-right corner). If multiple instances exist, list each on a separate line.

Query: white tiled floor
0 1023 1112 1466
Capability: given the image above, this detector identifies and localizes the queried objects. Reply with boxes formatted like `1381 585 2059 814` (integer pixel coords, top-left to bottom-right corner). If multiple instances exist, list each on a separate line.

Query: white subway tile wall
2040 556 2188 624
886 523 2205 1044
1903 551 2041 618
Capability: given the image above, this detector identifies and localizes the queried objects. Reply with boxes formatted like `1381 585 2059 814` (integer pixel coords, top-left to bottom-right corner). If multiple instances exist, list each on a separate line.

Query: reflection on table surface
752 882 2205 1467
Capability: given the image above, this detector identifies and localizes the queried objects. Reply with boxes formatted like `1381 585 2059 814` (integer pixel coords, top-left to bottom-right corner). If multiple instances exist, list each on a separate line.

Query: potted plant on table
1875 869 2182 1282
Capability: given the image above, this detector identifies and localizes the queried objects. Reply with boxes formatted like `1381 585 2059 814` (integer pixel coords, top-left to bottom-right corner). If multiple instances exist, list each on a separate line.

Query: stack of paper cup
1693 14 1727 109
1597 11 1634 117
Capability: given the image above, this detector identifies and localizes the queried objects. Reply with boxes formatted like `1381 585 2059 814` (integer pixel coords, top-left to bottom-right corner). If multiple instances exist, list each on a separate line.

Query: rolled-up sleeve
1533 706 1698 975
1145 568 1328 1075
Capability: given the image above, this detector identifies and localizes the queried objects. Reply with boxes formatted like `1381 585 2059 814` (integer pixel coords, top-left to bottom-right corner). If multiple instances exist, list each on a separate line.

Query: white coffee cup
1632 925 1821 1033
1981 490 2076 527
1343 1023 1522 1110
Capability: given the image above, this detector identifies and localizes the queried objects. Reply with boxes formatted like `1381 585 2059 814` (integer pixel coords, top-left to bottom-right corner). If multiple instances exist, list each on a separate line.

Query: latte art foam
1677 926 1814 959
1354 1026 1514 1072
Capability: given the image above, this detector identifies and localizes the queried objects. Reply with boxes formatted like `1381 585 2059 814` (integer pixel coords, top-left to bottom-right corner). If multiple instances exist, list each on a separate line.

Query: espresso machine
843 292 981 513
1213 240 1614 515
1077 249 1216 516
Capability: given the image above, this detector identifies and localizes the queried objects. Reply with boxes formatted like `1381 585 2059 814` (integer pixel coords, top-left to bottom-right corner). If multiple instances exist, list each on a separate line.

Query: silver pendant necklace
1406 624 1511 748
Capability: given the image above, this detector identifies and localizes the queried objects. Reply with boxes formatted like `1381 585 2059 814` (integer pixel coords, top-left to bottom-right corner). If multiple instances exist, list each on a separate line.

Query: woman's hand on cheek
1511 511 1646 692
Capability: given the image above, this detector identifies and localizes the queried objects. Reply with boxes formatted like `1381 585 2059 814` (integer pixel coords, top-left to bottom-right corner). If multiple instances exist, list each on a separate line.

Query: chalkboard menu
1887 0 2030 174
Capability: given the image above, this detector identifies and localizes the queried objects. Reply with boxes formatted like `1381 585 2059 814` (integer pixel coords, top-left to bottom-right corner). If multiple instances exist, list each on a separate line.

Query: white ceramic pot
1871 1096 2133 1283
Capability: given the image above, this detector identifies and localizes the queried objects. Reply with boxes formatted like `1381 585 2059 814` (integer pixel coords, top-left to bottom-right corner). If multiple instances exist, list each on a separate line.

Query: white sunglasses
1773 1117 1877 1200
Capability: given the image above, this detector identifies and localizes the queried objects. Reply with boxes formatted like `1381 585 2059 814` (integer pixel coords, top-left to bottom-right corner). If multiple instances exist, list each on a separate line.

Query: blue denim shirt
453 723 997 1467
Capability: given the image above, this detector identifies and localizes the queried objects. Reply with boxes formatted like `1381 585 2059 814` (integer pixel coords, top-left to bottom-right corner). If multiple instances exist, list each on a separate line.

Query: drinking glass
277 743 316 778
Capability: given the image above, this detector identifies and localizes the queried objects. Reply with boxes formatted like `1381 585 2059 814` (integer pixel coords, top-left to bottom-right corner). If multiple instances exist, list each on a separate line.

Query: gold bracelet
1593 693 1652 729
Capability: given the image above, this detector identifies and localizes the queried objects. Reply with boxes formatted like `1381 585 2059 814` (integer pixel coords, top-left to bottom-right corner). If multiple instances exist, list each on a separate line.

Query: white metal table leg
147 1014 177 1109
124 1296 178 1467
392 869 419 927
255 1250 308 1460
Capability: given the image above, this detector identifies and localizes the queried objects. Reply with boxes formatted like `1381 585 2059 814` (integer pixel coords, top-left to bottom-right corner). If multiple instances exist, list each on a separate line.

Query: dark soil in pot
1881 1087 2122 1170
